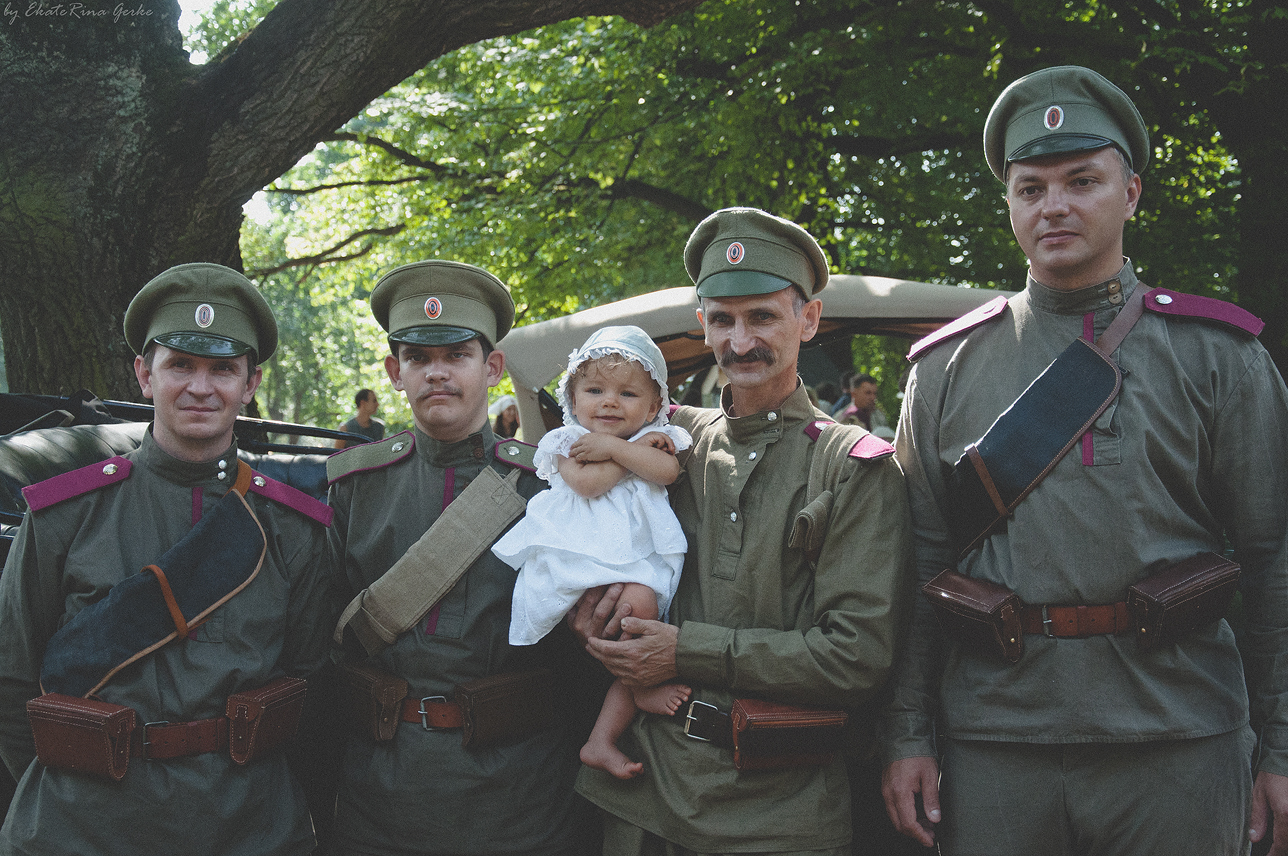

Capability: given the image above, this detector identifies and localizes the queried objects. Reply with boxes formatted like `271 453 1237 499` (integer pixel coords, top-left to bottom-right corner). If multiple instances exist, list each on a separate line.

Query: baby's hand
639 432 676 455
569 432 621 462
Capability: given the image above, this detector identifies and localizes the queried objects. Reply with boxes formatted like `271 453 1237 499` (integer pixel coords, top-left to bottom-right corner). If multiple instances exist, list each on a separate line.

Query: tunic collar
1025 260 1138 316
719 380 815 444
414 422 496 468
137 426 241 489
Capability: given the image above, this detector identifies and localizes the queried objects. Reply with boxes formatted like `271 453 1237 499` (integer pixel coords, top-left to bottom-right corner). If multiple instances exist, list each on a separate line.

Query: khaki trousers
937 726 1255 856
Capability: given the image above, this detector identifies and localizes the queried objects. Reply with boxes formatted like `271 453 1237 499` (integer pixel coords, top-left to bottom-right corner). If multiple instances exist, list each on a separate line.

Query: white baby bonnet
556 325 671 430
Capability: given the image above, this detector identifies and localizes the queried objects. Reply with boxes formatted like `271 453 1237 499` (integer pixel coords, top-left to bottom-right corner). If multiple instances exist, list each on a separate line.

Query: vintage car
497 274 1006 442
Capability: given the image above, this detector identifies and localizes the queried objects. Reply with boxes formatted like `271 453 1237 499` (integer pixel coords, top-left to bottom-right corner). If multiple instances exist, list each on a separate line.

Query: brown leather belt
1018 601 1131 637
674 701 734 749
131 716 229 759
399 696 465 730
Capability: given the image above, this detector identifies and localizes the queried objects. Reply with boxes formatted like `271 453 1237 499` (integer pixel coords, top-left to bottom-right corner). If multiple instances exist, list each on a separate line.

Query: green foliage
181 0 1258 427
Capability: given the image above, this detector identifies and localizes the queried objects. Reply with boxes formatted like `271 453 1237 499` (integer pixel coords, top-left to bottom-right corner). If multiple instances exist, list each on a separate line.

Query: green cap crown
984 65 1149 182
370 260 514 348
684 207 829 299
124 263 277 362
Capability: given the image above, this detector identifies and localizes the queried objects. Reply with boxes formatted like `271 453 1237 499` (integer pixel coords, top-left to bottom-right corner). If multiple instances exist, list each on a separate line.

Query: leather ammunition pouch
336 662 554 748
336 660 408 742
922 569 1024 664
27 694 136 781
227 676 308 765
730 699 848 771
26 677 306 780
678 698 848 770
1127 552 1240 651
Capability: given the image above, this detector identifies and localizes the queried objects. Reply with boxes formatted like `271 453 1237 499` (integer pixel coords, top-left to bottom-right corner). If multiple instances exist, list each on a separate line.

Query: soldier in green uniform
574 208 914 854
0 263 335 855
880 66 1288 855
325 260 598 856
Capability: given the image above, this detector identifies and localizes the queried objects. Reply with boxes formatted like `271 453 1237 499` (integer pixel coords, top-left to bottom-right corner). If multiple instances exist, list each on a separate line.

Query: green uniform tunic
882 266 1288 773
579 384 913 853
0 431 333 856
327 424 593 856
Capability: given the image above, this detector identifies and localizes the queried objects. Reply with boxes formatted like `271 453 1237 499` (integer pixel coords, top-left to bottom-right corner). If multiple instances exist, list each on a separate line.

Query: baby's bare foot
634 683 692 716
581 739 644 780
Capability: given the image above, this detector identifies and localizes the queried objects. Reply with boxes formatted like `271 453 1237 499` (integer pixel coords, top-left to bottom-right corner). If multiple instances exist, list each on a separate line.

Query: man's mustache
416 386 462 401
719 347 774 368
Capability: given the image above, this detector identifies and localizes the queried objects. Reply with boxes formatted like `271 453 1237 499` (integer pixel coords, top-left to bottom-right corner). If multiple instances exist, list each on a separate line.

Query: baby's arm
568 432 680 487
556 452 630 498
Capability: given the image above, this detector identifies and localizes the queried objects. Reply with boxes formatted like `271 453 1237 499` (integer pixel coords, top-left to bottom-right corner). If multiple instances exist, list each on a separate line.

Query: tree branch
247 224 406 277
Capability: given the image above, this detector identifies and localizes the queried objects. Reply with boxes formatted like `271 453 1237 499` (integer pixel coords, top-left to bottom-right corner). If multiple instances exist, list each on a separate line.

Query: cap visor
390 326 482 347
152 333 252 359
696 271 794 298
1009 134 1119 165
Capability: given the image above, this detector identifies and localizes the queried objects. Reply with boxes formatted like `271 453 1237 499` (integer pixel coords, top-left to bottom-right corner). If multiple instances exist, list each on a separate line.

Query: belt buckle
142 720 170 758
418 696 448 731
1041 605 1054 638
683 701 717 742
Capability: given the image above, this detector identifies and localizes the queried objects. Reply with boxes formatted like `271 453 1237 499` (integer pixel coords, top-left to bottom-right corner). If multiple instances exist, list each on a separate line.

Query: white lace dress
493 423 690 645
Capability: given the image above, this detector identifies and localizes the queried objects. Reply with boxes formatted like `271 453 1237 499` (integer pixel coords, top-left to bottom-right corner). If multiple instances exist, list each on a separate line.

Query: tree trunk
0 0 701 400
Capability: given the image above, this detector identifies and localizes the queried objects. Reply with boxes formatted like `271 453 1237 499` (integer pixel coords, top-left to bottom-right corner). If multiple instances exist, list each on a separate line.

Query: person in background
490 393 521 439
839 373 888 433
334 388 385 449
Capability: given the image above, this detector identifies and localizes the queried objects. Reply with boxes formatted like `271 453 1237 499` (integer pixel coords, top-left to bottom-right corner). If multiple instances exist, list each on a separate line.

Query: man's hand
882 756 942 848
1250 770 1288 855
567 584 630 645
585 618 679 688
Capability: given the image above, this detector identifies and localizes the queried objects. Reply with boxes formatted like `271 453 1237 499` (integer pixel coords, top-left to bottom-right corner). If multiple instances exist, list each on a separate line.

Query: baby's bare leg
580 679 644 780
615 582 659 639
631 681 692 716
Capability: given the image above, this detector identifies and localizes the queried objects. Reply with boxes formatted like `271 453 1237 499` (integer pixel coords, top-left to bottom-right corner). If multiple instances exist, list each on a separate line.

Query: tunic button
253 476 266 487
767 412 778 422
1107 281 1120 293
1154 294 1173 305
102 463 117 475
217 471 227 481
507 447 519 456
749 451 757 460
730 511 738 522
391 442 406 452
1109 292 1123 304
218 459 228 469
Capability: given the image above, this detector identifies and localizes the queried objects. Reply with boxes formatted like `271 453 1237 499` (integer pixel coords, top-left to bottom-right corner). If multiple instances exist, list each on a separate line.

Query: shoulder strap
494 438 537 473
908 295 1009 362
326 431 415 485
22 456 132 512
333 463 529 657
1142 287 1264 337
248 471 333 526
